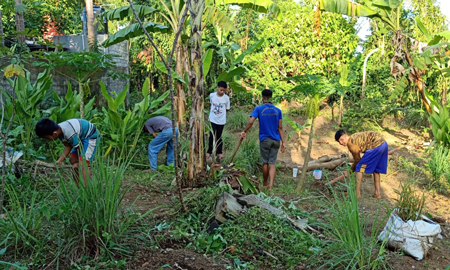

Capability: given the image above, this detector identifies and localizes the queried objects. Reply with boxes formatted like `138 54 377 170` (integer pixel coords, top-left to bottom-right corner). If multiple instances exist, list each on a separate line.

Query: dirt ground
124 105 450 270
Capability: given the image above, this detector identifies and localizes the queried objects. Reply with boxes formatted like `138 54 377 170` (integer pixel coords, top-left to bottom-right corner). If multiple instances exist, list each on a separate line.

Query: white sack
378 212 441 260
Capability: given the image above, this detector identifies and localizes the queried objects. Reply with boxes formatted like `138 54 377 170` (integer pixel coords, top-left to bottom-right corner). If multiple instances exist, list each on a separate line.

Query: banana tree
319 0 432 113
289 75 332 193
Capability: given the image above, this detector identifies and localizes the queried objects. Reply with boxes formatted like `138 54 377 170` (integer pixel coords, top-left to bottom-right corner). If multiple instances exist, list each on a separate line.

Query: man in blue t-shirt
240 89 285 190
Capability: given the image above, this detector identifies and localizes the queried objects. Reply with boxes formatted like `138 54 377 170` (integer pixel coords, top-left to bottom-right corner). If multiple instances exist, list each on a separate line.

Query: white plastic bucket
293 168 298 177
313 170 322 180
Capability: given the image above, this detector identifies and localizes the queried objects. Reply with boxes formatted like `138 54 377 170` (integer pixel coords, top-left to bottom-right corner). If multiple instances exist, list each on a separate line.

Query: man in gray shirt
144 116 179 171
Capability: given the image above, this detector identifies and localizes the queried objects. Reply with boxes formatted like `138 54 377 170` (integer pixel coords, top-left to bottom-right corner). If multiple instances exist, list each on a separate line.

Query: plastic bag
378 211 441 260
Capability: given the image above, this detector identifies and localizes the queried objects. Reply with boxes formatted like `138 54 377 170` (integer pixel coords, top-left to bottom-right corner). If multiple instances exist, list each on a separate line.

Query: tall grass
314 177 389 269
54 155 147 262
393 181 425 221
427 144 450 191
230 129 261 175
227 110 249 131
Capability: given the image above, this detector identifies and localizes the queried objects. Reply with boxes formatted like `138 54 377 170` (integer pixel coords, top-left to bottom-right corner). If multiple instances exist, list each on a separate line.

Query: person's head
335 129 349 146
217 81 227 96
261 89 273 101
35 118 60 140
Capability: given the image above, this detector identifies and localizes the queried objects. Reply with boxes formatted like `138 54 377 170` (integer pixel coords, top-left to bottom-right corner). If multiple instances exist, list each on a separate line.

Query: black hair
262 89 273 98
217 81 227 88
335 129 347 142
35 118 59 137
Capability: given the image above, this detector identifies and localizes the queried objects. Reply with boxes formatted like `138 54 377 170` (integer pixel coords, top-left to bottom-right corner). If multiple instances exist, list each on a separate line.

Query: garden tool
227 136 244 166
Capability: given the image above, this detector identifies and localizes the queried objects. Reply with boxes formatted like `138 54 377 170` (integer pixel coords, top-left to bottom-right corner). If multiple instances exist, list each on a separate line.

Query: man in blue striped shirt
36 118 100 186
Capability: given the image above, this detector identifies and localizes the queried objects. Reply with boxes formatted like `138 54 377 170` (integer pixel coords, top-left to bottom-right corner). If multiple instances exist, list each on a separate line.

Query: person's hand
240 131 246 139
280 142 286 153
343 171 349 177
56 159 63 165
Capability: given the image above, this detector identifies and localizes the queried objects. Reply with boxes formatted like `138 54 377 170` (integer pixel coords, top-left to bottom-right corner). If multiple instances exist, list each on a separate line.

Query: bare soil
124 105 450 270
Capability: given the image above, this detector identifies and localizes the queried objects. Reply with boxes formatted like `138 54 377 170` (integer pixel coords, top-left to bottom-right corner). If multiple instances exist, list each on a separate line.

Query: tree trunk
185 0 206 185
15 0 25 43
79 81 85 119
0 9 4 46
296 116 315 193
175 43 187 125
85 0 95 50
337 95 344 127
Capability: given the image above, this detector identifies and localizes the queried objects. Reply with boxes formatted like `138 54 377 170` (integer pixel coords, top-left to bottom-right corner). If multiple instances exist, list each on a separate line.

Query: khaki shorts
260 137 280 164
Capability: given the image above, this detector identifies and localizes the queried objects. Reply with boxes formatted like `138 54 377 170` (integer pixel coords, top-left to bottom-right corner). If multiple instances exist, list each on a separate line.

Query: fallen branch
33 160 72 169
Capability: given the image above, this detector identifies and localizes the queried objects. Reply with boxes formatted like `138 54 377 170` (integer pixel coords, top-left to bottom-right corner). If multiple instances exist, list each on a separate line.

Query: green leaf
100 81 116 110
415 17 432 41
103 5 157 21
102 22 169 48
203 49 214 77
217 67 246 82
232 38 264 66
155 62 186 83
142 77 150 97
237 175 258 194
213 0 279 15
319 0 378 17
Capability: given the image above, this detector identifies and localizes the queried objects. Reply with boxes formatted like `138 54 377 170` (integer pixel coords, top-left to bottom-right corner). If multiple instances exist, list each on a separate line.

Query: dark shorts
260 137 280 164
356 141 388 174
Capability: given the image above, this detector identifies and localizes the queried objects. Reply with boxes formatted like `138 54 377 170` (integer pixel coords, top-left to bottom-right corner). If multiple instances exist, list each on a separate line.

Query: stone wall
0 34 128 105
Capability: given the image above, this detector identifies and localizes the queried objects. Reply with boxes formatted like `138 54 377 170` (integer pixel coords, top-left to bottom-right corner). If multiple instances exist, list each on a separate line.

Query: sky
356 0 450 48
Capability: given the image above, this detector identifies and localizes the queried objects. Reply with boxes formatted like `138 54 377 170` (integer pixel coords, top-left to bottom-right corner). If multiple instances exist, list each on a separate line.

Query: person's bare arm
348 144 361 171
278 119 285 153
152 133 157 138
240 117 256 138
57 142 73 164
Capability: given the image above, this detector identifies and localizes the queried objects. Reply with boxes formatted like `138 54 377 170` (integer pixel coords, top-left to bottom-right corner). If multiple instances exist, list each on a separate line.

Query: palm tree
85 0 95 50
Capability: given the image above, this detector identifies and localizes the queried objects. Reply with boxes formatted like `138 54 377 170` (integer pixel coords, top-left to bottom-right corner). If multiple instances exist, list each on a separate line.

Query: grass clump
227 110 249 132
427 145 450 192
0 155 150 268
313 178 389 270
393 181 425 221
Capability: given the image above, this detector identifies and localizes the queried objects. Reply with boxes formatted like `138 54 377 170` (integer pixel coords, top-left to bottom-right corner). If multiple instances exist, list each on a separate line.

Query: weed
227 110 249 132
393 181 425 221
313 177 389 269
232 129 261 175
427 145 450 192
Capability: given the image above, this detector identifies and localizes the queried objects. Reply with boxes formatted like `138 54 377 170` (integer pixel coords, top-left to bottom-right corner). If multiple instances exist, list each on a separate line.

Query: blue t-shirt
250 103 282 142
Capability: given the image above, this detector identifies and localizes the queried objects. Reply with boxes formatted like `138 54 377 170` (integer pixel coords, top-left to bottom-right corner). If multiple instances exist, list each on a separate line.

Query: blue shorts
356 141 388 174
71 137 100 163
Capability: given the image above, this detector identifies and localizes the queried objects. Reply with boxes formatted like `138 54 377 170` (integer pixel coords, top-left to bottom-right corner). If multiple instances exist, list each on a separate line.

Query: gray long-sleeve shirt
144 116 172 134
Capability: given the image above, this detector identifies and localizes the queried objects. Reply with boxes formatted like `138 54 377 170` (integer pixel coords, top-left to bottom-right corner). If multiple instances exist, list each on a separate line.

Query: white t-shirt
209 92 230 125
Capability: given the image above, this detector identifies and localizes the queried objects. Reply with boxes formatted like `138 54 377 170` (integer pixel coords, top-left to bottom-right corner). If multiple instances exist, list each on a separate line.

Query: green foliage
314 178 389 269
2 68 53 155
44 81 98 123
54 156 147 260
227 110 249 131
428 145 450 187
245 0 358 98
231 129 261 175
393 181 426 221
98 79 171 158
168 186 319 269
427 145 450 192
428 102 450 147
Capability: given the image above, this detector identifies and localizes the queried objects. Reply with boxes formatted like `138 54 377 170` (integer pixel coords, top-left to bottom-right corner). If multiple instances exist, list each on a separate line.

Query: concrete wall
0 34 128 105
